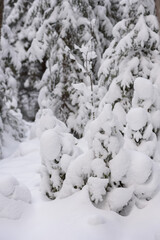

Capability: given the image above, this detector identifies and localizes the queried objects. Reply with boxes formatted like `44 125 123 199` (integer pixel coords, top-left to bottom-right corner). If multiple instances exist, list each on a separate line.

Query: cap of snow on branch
35 108 68 137
132 78 154 110
125 107 157 158
40 129 61 162
0 176 31 220
134 78 153 101
126 107 148 131
124 108 157 159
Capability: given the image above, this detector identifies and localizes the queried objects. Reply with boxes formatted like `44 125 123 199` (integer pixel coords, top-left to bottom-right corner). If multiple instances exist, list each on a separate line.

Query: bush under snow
0 176 31 219
108 149 159 213
40 114 81 199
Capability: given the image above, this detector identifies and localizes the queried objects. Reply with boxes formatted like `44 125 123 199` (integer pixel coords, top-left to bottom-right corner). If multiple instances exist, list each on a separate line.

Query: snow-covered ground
0 137 160 240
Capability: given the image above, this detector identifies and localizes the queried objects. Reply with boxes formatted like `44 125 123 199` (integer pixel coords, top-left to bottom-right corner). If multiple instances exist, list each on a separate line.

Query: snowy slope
0 137 160 240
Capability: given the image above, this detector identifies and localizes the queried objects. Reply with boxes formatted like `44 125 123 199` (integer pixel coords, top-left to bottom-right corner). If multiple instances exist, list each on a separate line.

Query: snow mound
151 110 160 131
0 176 31 219
88 177 109 204
126 151 152 185
134 77 153 100
109 149 130 182
0 176 18 197
109 148 159 212
12 138 40 157
107 187 134 212
126 108 148 131
40 129 61 161
36 108 67 137
134 164 160 199
91 158 109 178
110 149 153 185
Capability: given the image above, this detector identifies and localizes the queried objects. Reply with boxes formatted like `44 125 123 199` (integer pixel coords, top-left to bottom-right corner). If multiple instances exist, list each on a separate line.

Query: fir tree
95 0 160 213
0 0 26 158
98 0 160 127
59 0 160 215
26 0 114 130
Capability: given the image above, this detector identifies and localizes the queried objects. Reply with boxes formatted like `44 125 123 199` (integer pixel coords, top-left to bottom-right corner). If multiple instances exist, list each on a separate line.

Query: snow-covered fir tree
57 105 121 198
3 0 120 132
26 0 115 135
86 104 123 204
93 0 160 213
57 0 160 215
4 0 40 121
67 38 99 137
98 0 160 128
1 0 159 218
0 66 25 159
0 0 26 158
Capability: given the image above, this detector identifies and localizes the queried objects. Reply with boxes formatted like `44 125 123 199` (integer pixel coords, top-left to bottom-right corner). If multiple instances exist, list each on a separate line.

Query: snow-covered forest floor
1 129 160 240
1 1 160 239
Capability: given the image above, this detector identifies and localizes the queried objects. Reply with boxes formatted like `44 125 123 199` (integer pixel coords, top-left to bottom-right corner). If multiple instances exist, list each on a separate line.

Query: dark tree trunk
0 0 4 40
155 0 160 27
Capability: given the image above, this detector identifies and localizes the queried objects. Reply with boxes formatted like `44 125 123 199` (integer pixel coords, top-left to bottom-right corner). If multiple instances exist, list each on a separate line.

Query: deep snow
0 137 160 240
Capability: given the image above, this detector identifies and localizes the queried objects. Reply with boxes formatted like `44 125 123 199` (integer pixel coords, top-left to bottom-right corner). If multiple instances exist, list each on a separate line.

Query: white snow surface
1 134 160 240
126 107 148 131
0 175 31 220
40 129 61 161
134 77 153 100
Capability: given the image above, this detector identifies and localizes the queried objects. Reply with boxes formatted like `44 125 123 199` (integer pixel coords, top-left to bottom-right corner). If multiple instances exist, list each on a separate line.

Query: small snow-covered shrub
0 176 31 219
86 104 123 204
60 105 159 214
60 104 123 203
40 117 81 199
90 0 160 214
98 0 160 133
108 149 159 214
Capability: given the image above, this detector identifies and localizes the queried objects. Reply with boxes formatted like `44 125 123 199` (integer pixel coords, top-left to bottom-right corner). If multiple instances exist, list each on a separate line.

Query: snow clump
0 176 31 219
126 108 148 131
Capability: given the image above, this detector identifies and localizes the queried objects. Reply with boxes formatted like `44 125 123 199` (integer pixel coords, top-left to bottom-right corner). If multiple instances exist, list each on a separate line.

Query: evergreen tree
59 0 160 215
98 0 160 129
26 0 114 130
4 0 39 121
67 38 98 137
3 0 120 128
87 104 123 204
95 0 160 213
0 0 26 158
58 104 123 202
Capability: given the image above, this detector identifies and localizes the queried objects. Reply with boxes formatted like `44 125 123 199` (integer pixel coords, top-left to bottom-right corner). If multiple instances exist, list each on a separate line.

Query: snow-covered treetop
98 0 159 99
120 0 155 18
